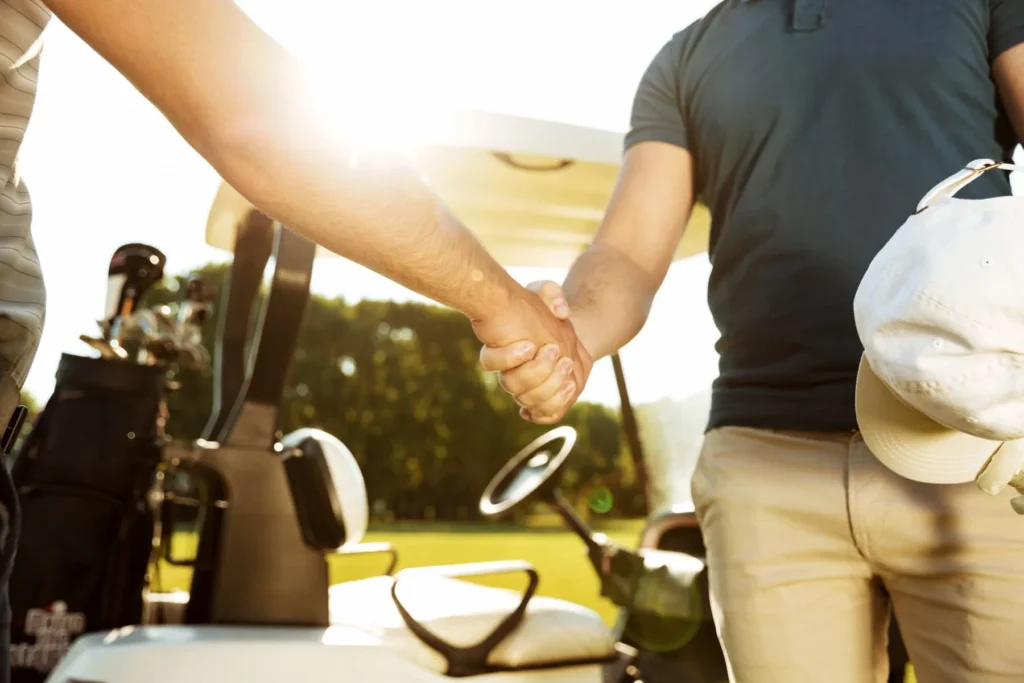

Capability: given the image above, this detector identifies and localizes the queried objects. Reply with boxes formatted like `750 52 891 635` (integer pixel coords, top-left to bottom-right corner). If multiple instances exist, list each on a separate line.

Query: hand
975 440 1024 514
478 281 592 424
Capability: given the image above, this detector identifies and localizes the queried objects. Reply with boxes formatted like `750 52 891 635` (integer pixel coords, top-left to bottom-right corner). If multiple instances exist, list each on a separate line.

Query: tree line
146 264 647 522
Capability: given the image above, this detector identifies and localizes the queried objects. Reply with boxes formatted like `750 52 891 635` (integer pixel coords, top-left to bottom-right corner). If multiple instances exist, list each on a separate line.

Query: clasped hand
471 281 591 424
976 440 1024 515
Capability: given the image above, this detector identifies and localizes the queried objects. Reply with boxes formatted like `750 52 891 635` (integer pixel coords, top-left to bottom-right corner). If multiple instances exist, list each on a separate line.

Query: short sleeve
990 0 1024 60
623 32 690 152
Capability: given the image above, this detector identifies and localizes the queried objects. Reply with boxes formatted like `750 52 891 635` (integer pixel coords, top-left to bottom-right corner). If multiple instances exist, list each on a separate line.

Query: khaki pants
691 427 1024 683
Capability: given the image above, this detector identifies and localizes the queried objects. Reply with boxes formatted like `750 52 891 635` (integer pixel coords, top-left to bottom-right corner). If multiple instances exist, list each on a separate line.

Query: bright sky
18 0 725 408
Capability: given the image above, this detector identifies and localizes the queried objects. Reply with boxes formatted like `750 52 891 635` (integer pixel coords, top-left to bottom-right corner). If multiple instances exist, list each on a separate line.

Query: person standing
482 1 1024 681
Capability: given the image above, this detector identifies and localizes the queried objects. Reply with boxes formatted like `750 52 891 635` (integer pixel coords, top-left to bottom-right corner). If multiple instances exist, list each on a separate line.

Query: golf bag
8 353 166 682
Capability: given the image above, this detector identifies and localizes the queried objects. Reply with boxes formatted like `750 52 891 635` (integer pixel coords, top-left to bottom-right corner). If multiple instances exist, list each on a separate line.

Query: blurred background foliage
137 263 646 522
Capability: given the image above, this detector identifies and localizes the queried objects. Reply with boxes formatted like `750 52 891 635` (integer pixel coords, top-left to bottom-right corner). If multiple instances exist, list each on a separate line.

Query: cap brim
855 355 999 484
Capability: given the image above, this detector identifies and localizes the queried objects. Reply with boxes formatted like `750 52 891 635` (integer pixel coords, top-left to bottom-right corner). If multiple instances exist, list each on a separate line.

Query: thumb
1012 494 1024 515
526 280 570 319
976 440 1024 496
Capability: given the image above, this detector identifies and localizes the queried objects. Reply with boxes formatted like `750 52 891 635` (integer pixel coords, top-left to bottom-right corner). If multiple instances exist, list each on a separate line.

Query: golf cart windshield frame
203 214 316 448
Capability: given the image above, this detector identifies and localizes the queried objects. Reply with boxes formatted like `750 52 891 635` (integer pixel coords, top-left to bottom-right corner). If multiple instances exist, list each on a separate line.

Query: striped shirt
0 0 49 389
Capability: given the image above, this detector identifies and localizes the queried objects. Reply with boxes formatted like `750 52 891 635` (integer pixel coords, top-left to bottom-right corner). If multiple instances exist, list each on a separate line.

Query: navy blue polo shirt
626 0 1024 432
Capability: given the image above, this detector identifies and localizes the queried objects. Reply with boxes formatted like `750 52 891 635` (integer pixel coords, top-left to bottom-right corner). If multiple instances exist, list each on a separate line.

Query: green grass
155 519 646 624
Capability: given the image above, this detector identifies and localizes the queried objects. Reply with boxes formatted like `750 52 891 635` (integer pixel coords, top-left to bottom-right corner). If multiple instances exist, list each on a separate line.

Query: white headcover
854 159 1024 484
285 427 369 546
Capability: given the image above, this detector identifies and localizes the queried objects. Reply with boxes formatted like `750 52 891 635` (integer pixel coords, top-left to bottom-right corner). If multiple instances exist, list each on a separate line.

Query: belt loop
792 0 826 31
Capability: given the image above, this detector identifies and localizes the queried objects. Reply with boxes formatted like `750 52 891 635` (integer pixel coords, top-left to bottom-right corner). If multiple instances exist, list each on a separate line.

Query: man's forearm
192 31 526 324
217 128 523 323
561 243 660 360
46 0 523 325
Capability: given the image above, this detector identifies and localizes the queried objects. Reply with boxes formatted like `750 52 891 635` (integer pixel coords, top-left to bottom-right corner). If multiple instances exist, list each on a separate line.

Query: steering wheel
479 426 577 517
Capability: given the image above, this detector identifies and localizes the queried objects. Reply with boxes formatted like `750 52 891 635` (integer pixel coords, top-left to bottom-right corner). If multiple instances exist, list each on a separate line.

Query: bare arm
44 0 527 328
480 141 694 423
994 43 1024 144
562 140 695 360
478 29 697 423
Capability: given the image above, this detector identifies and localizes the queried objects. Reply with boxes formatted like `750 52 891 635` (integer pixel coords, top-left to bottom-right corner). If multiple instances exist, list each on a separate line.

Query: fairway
156 519 647 624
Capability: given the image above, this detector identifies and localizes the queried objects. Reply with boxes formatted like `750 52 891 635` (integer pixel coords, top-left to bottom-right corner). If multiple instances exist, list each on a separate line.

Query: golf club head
175 300 211 333
78 335 120 359
113 308 161 345
176 277 213 333
136 331 209 369
104 243 166 335
141 337 180 365
152 305 177 337
185 276 212 303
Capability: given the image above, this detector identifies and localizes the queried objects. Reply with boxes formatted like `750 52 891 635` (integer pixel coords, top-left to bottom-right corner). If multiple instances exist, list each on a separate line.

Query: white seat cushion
328 575 616 674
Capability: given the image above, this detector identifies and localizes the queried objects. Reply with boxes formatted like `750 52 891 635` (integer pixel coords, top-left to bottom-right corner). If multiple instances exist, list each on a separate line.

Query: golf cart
197 109 727 680
42 110 724 683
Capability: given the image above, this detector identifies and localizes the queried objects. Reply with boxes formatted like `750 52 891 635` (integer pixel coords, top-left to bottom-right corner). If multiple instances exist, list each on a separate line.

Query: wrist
568 311 607 361
468 280 539 347
563 283 654 361
465 271 528 325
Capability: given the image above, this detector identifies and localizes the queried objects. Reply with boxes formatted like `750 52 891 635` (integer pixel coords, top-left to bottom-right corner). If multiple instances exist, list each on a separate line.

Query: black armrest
333 541 399 575
390 560 539 677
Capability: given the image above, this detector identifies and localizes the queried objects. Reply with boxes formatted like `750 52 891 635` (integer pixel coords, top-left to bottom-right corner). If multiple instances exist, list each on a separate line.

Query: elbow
634 286 659 328
622 286 657 344
199 115 276 202
197 111 324 226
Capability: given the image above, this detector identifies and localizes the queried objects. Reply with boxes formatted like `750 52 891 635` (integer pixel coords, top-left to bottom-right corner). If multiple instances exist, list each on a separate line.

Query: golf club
104 243 167 341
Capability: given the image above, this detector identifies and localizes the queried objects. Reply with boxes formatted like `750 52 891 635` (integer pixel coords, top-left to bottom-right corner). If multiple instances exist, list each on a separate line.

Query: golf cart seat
292 425 619 677
328 563 617 677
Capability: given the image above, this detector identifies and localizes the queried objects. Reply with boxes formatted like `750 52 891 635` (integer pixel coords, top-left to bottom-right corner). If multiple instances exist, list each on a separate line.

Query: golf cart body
47 110 718 683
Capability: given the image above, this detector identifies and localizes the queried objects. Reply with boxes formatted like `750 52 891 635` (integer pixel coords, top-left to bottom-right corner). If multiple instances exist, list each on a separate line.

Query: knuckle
533 400 564 420
532 358 556 378
499 371 522 395
481 348 511 372
525 361 555 385
520 386 556 409
517 394 539 409
529 379 565 404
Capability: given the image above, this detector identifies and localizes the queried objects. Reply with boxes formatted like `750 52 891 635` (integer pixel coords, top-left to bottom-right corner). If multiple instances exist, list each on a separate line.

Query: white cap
854 159 1024 484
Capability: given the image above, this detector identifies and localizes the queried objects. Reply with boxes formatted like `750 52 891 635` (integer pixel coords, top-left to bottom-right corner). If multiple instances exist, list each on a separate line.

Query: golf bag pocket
8 353 166 682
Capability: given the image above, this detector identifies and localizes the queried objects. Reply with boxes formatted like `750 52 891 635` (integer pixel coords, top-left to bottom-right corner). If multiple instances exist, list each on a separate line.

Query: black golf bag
8 353 166 682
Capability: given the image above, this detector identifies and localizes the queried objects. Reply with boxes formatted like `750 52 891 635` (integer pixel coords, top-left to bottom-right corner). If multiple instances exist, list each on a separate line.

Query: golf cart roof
205 109 711 268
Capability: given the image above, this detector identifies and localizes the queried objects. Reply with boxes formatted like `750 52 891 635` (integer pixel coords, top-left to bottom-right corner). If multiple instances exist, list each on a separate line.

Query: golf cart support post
165 210 335 626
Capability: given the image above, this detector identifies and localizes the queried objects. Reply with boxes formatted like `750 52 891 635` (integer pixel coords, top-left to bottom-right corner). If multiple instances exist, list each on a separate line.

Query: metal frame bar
202 212 275 441
217 225 316 448
610 352 647 506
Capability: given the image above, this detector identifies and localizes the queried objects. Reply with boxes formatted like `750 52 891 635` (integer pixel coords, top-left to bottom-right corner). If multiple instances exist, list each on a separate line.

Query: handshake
471 281 593 424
